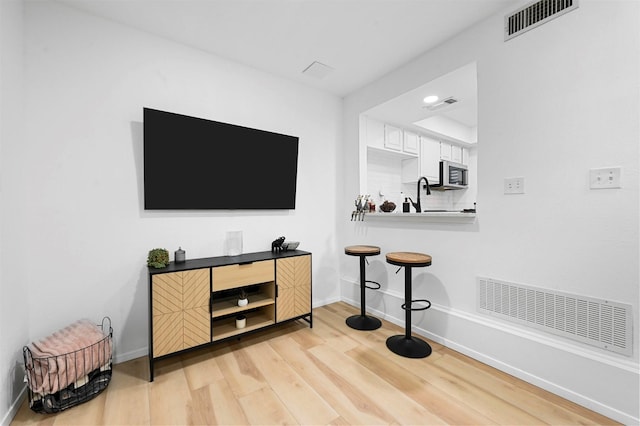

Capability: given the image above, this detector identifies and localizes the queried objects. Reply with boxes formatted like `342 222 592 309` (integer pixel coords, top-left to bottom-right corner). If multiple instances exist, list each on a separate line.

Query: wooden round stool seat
345 245 381 256
385 251 432 359
385 252 432 267
344 245 382 331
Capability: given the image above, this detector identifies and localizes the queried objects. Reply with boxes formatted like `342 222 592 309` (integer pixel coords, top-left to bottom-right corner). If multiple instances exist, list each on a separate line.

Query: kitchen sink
423 209 476 213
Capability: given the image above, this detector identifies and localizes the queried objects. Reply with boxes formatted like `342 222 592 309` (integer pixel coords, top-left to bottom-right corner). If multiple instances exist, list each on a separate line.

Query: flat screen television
144 108 299 210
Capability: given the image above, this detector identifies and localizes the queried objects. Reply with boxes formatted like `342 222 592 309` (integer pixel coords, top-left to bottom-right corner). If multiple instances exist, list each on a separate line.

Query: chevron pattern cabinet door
276 255 311 322
276 257 296 321
183 269 211 349
183 269 210 310
277 287 296 321
152 272 183 316
184 306 211 349
153 311 183 357
152 272 184 357
277 257 296 289
294 255 311 317
152 268 211 357
295 280 311 316
296 255 311 284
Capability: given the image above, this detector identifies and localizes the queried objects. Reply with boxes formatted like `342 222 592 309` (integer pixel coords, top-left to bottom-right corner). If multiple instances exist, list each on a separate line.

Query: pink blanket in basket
27 319 112 396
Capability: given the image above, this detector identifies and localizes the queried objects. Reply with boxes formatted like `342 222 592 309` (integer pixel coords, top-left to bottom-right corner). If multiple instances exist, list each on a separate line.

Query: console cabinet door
152 272 183 357
276 255 311 322
152 268 210 357
182 269 211 350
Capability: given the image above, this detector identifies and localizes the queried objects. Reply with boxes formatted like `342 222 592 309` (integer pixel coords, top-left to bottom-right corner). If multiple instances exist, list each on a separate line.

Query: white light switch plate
504 177 524 194
590 167 622 189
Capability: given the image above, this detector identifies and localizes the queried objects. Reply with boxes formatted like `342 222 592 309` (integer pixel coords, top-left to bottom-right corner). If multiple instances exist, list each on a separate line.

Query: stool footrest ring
401 299 431 311
365 280 381 290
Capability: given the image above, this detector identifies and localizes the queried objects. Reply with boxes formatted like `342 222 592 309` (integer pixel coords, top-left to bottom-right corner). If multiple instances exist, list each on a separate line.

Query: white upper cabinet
365 117 386 150
401 135 440 184
420 136 441 183
402 131 419 155
384 124 403 151
451 145 463 163
440 141 452 161
365 116 418 158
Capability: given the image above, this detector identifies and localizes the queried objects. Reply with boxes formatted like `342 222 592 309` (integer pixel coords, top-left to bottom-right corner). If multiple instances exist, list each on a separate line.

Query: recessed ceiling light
423 95 439 104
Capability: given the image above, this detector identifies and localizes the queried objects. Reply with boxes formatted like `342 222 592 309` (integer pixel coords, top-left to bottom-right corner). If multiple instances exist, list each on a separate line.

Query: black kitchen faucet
410 176 431 212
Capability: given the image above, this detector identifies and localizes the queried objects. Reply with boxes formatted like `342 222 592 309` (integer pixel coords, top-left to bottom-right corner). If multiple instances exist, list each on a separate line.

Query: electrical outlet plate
590 167 621 189
504 177 524 194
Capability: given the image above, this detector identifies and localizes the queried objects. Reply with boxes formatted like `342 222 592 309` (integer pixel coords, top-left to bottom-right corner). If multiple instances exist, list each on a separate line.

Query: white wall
342 1 639 423
3 0 638 424
2 0 340 404
0 0 29 424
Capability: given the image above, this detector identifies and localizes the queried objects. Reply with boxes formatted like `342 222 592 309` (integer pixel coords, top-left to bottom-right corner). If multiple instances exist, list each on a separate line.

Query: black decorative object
174 247 185 263
271 236 286 253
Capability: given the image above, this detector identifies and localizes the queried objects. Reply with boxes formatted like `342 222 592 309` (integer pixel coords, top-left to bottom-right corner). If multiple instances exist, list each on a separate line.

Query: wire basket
23 317 113 414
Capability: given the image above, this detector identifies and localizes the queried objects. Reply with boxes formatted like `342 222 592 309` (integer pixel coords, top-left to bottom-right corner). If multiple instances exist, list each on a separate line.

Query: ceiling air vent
302 61 334 80
425 96 459 111
505 0 579 41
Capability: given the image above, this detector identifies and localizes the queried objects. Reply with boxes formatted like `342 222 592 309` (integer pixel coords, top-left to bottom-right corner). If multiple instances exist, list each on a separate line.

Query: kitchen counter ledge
364 211 476 223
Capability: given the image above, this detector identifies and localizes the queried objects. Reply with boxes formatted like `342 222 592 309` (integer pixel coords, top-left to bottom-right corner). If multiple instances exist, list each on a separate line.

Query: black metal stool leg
386 266 432 358
404 266 412 338
346 255 382 331
360 255 367 318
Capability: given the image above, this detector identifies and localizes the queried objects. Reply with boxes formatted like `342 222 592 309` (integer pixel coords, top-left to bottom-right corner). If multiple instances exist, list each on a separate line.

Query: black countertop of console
147 249 311 274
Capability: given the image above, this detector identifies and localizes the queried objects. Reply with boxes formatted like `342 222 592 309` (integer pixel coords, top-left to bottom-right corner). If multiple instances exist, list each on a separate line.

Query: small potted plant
147 248 170 268
235 314 246 329
237 289 248 307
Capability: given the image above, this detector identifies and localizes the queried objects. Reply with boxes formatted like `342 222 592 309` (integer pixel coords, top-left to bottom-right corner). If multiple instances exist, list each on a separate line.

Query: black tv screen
144 108 299 210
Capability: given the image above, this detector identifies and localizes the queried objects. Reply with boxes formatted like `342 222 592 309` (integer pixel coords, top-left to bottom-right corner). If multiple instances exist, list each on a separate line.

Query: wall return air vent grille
505 0 579 40
477 277 632 356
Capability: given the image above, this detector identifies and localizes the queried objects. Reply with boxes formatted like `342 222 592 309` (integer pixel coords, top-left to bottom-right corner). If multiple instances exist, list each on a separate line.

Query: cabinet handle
239 261 254 266
276 284 278 298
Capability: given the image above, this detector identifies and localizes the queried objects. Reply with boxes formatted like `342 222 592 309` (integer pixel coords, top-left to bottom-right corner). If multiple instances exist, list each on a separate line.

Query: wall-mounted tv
144 108 299 210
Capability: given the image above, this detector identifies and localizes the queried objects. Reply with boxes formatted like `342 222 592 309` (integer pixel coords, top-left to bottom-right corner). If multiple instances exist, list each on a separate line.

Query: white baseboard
1 387 25 426
113 347 148 365
340 280 639 425
313 295 341 309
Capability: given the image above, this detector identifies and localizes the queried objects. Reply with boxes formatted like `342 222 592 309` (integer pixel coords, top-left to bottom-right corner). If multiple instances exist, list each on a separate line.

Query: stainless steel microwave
431 160 468 190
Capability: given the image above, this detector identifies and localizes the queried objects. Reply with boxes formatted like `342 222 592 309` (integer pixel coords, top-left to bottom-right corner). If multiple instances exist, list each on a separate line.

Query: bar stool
344 245 382 330
385 251 432 358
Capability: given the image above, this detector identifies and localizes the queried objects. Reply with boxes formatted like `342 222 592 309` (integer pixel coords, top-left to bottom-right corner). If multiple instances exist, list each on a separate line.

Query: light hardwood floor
12 302 618 425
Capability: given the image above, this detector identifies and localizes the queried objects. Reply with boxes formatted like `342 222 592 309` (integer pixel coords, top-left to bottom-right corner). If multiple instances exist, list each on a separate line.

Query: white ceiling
56 0 520 98
364 61 478 130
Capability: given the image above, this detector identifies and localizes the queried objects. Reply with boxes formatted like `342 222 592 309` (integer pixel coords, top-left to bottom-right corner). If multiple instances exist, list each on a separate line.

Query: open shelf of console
212 307 275 341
